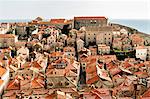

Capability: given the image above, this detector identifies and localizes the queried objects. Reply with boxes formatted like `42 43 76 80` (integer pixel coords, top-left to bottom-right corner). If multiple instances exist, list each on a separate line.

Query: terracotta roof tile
63 46 75 52
21 90 33 96
110 68 121 76
65 64 76 70
0 34 15 38
141 88 150 98
0 79 4 85
3 90 16 97
65 70 77 77
87 75 99 84
134 71 148 78
6 79 20 90
46 68 65 77
31 77 45 89
123 62 132 68
50 19 65 24
31 61 42 69
33 89 49 95
0 66 6 77
47 64 54 69
49 52 64 57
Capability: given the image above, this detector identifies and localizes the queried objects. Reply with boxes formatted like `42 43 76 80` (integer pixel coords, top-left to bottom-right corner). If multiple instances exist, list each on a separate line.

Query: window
49 83 53 86
65 82 69 86
10 74 13 77
83 67 86 70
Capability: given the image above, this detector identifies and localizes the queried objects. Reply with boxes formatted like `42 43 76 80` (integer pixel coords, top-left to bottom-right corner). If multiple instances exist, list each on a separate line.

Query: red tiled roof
50 19 65 24
124 62 132 68
0 79 3 85
134 71 148 78
21 90 33 96
65 64 76 70
6 79 20 90
91 88 110 97
63 46 75 52
31 61 42 69
49 52 64 57
87 75 99 84
54 58 68 64
141 88 150 98
0 66 6 77
0 34 15 38
21 62 31 68
31 77 45 89
46 68 65 77
64 69 77 77
86 65 97 74
135 63 145 67
110 68 121 76
3 90 16 97
47 64 54 69
33 89 49 95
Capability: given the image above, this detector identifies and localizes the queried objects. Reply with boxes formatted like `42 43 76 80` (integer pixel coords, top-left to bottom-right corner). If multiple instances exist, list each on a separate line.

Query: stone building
63 46 75 59
113 38 122 50
74 16 107 30
130 34 144 47
96 27 113 46
0 34 15 48
15 26 27 35
76 38 84 52
85 26 113 46
47 35 56 45
136 46 147 60
98 44 110 55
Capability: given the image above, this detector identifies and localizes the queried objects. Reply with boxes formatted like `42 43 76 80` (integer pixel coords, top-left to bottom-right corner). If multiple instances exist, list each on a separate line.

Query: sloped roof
31 77 45 89
0 34 15 38
6 79 20 90
0 66 6 77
